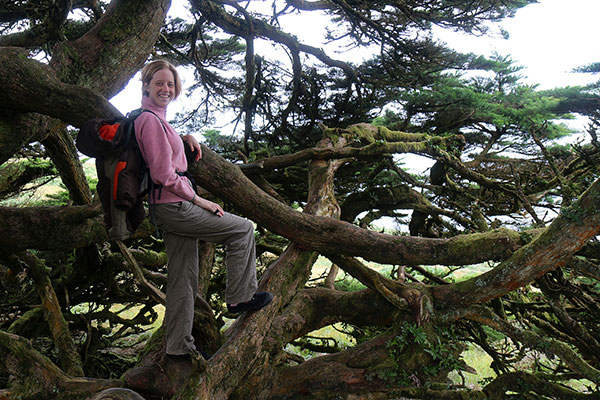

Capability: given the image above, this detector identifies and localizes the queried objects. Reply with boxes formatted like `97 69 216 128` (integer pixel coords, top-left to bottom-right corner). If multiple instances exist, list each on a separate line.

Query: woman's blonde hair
141 59 182 99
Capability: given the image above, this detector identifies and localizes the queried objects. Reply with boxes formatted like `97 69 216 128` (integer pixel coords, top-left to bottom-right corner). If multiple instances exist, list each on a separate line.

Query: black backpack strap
137 108 168 133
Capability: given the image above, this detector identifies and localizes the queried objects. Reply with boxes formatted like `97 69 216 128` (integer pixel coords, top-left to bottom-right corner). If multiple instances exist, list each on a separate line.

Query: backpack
77 109 157 241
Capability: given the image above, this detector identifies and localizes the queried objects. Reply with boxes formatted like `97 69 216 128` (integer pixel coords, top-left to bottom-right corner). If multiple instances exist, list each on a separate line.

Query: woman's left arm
182 134 202 161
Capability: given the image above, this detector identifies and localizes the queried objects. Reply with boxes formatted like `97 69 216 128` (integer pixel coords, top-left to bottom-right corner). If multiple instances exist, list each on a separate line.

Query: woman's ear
142 82 149 97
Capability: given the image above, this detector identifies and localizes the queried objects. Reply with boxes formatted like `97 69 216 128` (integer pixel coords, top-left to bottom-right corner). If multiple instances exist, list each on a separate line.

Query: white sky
433 0 600 89
112 0 600 119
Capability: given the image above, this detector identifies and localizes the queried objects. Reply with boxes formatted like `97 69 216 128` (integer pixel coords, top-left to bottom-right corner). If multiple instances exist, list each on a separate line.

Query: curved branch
219 0 258 154
50 0 170 97
115 240 166 306
434 176 600 308
267 288 397 350
42 126 94 204
340 185 475 230
279 42 302 131
266 331 395 399
241 129 464 172
327 254 431 326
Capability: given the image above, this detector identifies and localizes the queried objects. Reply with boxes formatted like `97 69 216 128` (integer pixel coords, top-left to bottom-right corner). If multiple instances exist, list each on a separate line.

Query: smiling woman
134 59 273 361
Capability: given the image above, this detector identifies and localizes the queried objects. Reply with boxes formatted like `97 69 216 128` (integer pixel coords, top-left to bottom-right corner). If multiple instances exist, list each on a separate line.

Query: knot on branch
400 285 433 328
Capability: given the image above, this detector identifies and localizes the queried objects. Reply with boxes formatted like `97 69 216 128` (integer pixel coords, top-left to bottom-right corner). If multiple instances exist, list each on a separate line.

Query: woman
135 59 272 359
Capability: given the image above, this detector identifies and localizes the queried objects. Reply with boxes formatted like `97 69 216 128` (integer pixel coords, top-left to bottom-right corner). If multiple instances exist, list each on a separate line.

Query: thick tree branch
327 254 431 326
50 0 170 98
340 185 475 230
263 325 477 400
42 126 94 204
484 371 597 399
0 47 120 127
242 125 464 173
267 288 396 350
0 204 161 254
0 26 48 48
0 204 106 254
191 145 525 267
266 331 395 399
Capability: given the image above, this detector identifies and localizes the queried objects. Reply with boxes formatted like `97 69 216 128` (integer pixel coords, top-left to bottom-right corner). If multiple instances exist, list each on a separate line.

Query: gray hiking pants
152 201 258 355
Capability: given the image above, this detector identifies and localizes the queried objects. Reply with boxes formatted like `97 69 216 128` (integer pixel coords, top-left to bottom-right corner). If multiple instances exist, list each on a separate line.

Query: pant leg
223 217 257 304
154 201 258 304
163 231 198 355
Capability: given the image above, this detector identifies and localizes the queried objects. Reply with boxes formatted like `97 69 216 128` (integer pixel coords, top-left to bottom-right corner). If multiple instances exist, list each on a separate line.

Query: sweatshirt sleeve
135 113 196 201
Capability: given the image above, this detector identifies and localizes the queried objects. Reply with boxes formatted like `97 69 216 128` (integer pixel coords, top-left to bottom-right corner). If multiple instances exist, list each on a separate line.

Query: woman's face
144 68 175 107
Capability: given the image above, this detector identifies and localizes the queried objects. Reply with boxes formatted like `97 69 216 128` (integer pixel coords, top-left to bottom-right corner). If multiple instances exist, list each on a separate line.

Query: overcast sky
112 0 600 117
433 0 600 89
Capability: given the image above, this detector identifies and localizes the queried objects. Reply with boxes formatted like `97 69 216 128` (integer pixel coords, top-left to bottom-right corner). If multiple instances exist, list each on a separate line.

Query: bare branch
115 240 166 306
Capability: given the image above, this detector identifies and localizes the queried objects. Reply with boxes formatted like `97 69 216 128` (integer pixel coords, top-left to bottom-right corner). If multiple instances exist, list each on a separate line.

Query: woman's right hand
193 195 224 217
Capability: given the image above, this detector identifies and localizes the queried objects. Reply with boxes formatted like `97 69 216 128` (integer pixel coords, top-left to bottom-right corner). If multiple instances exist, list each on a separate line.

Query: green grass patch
448 344 495 389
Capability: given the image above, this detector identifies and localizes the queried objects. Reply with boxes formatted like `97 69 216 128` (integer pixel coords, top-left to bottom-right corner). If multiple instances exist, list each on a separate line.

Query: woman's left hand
182 134 202 161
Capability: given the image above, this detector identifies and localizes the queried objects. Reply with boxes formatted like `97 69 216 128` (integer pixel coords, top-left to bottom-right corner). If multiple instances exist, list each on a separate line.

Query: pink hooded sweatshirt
134 96 196 204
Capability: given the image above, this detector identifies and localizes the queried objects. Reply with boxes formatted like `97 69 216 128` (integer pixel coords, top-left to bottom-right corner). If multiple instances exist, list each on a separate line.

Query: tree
1 1 600 399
